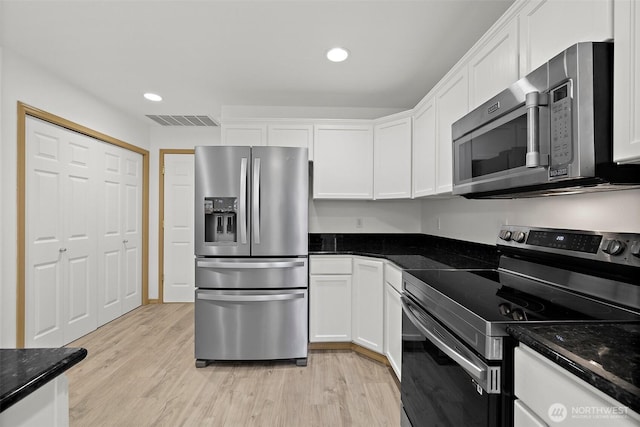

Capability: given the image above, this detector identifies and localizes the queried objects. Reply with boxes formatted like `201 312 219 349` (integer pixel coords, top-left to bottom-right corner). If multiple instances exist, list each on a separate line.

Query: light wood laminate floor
66 303 400 426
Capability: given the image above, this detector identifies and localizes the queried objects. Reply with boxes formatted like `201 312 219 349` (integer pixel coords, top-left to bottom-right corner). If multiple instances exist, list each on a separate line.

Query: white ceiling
1 0 514 125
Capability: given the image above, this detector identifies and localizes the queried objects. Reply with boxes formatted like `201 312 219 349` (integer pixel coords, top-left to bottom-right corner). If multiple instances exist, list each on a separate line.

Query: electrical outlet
356 218 364 228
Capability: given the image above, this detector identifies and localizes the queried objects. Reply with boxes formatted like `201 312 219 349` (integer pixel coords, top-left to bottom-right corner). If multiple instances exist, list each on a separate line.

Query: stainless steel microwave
452 42 640 198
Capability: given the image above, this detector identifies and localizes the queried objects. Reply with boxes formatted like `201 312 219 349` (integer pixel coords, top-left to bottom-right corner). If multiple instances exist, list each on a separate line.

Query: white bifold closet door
25 116 142 347
96 142 143 325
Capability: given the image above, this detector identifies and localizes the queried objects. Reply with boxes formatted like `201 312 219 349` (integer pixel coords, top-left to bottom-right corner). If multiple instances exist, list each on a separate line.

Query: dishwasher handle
401 295 500 393
197 291 305 302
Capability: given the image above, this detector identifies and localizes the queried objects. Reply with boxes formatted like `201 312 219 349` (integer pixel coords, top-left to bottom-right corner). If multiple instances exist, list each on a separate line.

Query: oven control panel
497 226 640 267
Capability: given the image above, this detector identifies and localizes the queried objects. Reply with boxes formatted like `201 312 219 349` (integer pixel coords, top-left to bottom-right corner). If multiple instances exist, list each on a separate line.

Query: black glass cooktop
404 269 640 324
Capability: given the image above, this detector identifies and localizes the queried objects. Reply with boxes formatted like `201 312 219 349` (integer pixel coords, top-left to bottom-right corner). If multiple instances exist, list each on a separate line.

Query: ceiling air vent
146 115 219 127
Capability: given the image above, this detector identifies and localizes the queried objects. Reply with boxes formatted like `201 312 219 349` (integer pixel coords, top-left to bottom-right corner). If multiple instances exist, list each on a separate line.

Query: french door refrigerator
194 146 309 367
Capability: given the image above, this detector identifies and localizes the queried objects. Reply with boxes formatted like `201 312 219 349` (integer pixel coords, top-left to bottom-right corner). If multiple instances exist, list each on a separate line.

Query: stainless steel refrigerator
193 145 309 367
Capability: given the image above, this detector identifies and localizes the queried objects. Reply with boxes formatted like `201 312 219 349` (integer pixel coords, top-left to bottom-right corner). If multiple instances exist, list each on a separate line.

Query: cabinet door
352 258 384 353
374 117 412 199
435 67 469 194
468 19 519 109
518 0 613 75
222 123 267 146
384 282 402 380
614 0 640 164
309 275 352 342
412 97 437 197
267 123 314 161
313 124 374 199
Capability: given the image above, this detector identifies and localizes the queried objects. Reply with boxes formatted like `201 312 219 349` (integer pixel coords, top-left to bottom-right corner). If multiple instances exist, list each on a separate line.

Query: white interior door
163 154 195 302
97 143 125 325
26 117 98 347
62 131 98 343
97 144 143 324
121 149 143 313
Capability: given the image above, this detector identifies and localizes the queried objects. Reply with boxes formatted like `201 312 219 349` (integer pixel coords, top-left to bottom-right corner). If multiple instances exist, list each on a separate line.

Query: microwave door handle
525 91 548 168
239 157 248 244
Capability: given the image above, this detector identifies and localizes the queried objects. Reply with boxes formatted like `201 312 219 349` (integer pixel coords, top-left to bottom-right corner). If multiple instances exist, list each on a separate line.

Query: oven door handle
401 296 486 386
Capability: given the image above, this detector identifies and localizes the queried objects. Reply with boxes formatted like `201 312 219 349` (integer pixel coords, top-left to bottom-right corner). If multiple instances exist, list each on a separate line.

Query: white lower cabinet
514 344 640 427
309 256 352 342
0 375 69 427
352 257 384 353
383 262 403 380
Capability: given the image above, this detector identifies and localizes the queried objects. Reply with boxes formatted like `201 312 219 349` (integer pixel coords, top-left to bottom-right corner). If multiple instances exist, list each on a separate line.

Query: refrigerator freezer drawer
195 257 308 289
195 289 308 361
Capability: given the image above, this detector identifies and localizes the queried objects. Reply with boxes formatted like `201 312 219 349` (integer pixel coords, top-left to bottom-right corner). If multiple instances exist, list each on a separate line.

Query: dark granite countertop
508 323 640 414
309 233 498 270
0 347 87 412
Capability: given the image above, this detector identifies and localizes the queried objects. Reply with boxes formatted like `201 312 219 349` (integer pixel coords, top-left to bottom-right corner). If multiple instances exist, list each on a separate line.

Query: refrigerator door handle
253 157 261 244
196 260 305 269
239 157 248 244
197 291 305 302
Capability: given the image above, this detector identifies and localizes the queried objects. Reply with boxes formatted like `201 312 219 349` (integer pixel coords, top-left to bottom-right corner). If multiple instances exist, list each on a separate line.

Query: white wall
309 199 422 233
0 46 4 346
148 126 220 300
421 189 640 245
0 49 150 347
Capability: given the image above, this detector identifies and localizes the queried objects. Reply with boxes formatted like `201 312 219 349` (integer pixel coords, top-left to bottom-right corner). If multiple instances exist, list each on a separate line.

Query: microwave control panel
549 82 573 177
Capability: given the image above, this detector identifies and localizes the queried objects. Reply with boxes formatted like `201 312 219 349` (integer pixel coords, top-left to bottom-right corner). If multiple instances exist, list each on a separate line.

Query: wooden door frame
16 102 151 348
158 149 195 303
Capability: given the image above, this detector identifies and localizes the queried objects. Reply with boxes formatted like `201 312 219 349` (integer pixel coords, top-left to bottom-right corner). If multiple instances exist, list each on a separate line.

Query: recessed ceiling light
326 47 349 62
144 92 163 102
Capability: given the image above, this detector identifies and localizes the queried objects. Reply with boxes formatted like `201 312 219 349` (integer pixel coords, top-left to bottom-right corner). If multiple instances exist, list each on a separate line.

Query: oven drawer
195 289 308 361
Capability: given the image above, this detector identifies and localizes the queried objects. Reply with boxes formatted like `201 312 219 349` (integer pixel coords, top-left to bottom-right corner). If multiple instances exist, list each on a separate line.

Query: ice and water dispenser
204 197 237 244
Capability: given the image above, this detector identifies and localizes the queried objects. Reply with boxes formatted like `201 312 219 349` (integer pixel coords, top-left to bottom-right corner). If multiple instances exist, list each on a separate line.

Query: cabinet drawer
514 345 640 426
384 262 402 292
310 256 352 275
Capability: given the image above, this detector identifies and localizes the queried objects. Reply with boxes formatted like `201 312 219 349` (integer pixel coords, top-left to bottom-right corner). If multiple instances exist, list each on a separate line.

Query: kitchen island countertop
508 323 640 414
0 347 87 412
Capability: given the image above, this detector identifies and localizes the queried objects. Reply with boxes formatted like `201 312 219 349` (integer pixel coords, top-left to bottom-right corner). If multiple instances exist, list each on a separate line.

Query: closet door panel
121 152 142 313
62 133 97 343
26 118 65 347
97 145 124 326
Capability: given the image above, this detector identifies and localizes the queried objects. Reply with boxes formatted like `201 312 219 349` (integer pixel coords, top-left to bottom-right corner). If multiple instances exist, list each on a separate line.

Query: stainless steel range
400 226 640 427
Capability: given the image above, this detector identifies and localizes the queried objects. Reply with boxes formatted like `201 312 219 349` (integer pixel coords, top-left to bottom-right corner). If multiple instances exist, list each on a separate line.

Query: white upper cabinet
614 0 640 164
374 116 412 199
267 123 314 161
468 18 519 109
435 66 469 194
518 0 613 75
221 122 267 146
412 97 437 198
313 124 374 199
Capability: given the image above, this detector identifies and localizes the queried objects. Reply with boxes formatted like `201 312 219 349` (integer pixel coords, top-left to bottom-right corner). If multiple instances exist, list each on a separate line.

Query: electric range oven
400 226 640 427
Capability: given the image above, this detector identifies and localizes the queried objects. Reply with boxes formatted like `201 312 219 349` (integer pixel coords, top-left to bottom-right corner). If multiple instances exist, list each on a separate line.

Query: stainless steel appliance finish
195 288 308 361
194 146 309 367
452 42 640 198
400 226 640 427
